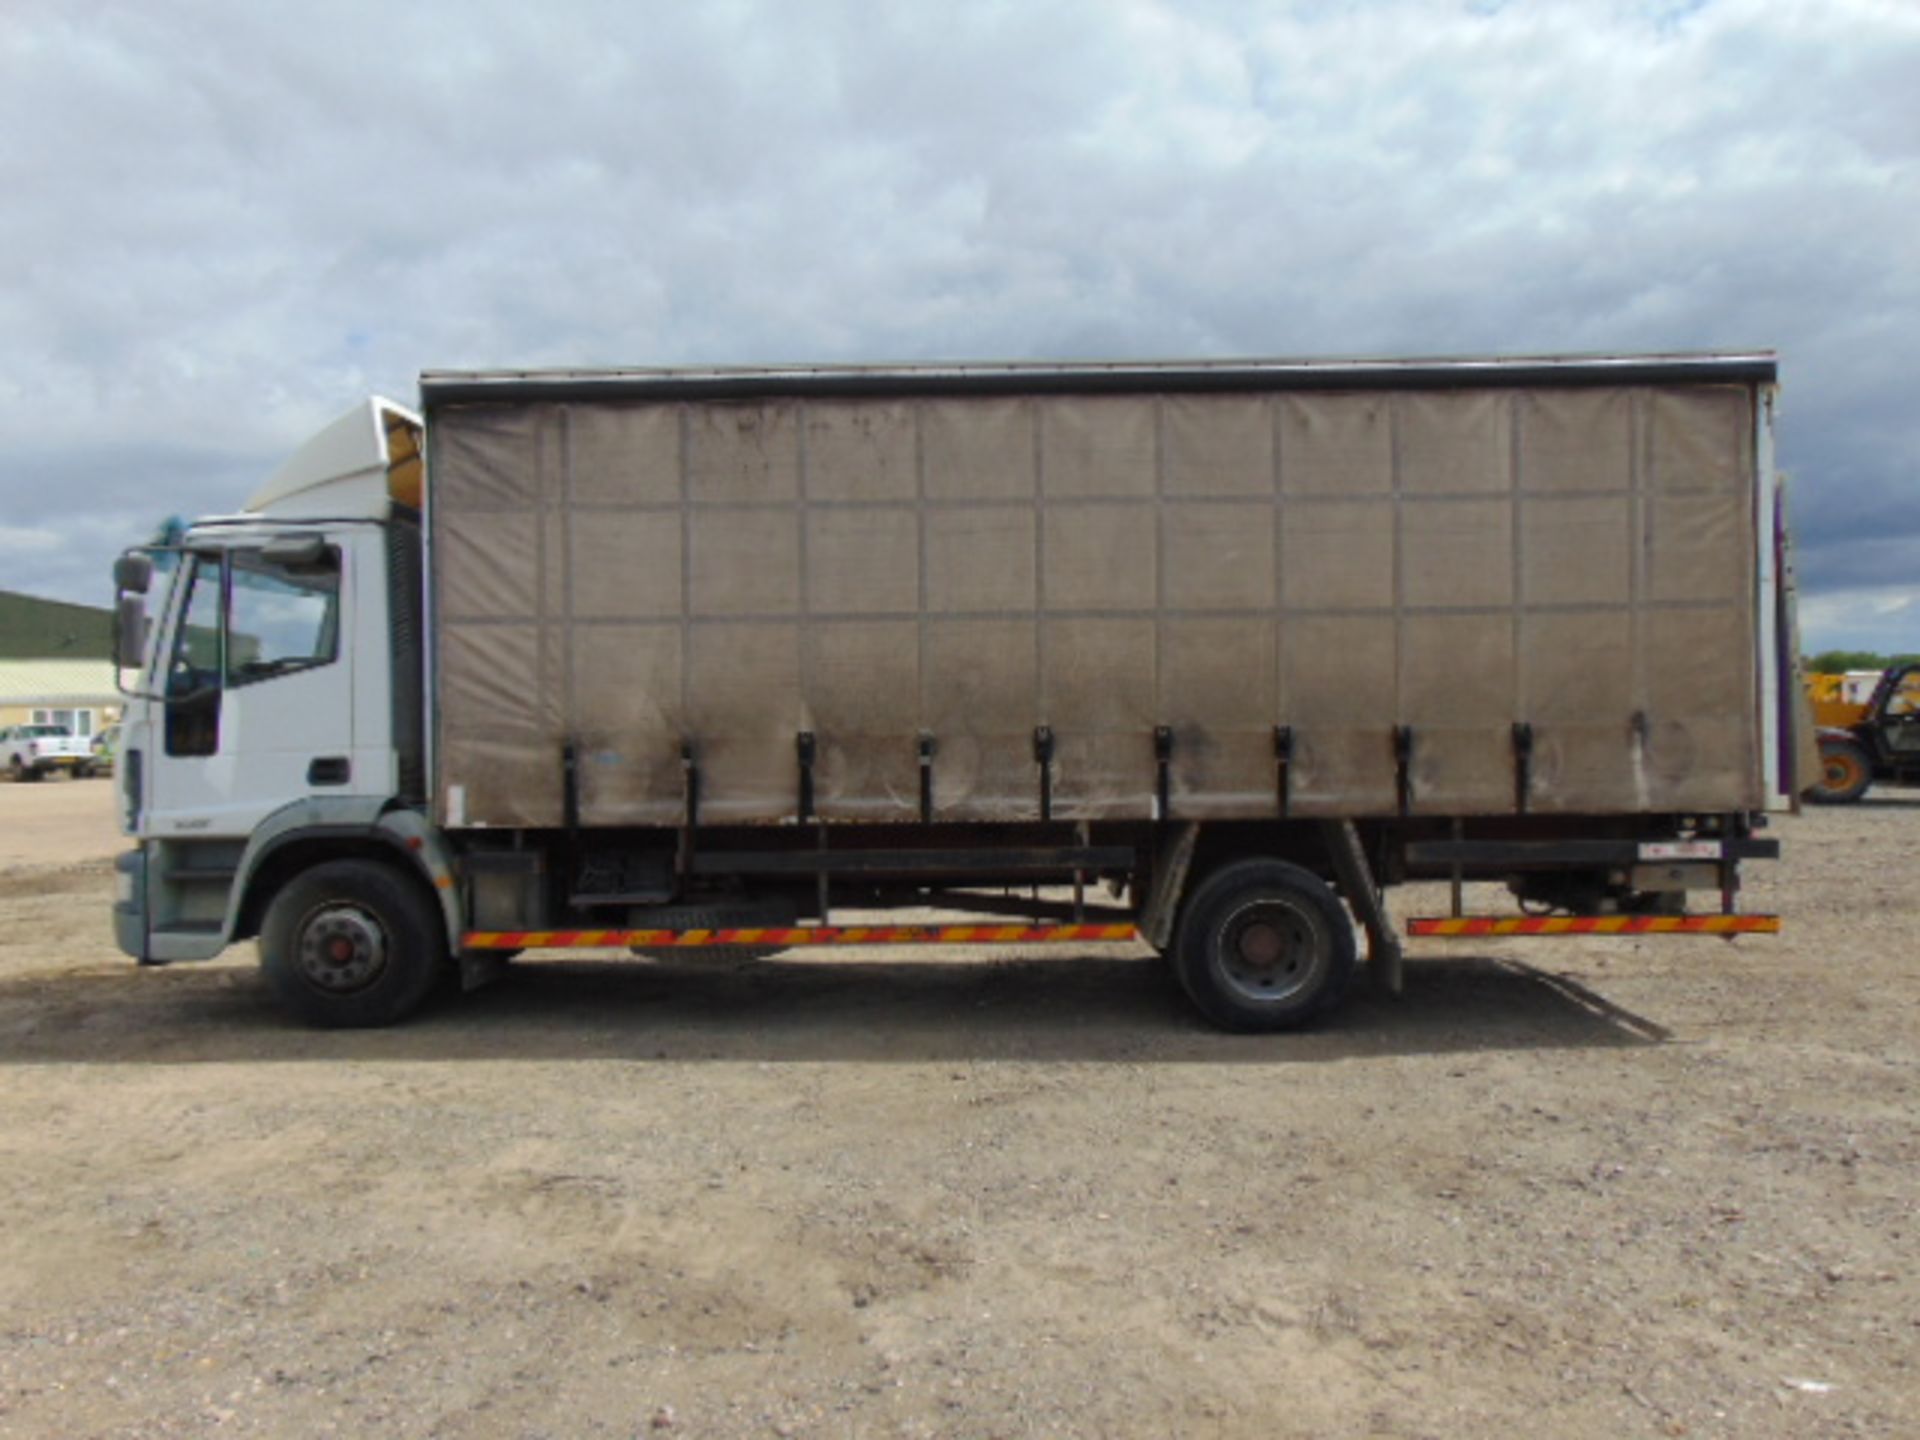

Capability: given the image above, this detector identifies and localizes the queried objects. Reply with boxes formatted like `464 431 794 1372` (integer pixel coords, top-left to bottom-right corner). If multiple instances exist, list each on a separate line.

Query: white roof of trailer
419 351 1779 404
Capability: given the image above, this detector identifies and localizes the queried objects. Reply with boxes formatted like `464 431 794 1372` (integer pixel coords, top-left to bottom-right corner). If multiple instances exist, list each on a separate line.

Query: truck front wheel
1171 860 1356 1032
259 859 449 1028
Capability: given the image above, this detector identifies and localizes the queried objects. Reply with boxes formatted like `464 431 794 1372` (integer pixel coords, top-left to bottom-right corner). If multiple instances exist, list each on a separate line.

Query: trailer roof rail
419 352 1779 406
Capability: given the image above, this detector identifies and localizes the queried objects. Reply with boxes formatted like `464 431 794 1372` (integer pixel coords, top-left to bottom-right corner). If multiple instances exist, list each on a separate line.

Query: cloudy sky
2 0 1914 650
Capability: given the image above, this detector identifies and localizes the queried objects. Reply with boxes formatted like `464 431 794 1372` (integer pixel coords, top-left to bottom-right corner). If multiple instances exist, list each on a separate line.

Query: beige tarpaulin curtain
430 384 1761 828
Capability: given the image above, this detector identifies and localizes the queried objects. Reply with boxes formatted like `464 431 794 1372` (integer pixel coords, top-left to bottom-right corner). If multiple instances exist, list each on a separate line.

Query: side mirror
114 595 149 670
114 552 153 596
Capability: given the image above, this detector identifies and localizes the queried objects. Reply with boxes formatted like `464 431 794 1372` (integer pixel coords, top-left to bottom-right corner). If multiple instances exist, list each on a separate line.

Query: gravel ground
1 781 1915 1438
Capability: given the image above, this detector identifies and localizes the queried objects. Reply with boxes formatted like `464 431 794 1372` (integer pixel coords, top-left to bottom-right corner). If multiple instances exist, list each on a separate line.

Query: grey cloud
2 0 1916 650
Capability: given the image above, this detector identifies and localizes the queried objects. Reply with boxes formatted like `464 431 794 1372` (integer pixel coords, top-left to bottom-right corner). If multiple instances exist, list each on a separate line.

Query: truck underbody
117 802 1777 1032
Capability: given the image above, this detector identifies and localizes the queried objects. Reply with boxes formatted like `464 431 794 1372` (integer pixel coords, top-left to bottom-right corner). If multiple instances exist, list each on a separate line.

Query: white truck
2 724 95 780
111 354 1798 1030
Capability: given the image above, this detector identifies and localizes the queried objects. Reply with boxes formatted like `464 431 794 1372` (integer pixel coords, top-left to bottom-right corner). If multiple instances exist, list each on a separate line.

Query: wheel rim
295 903 390 995
1821 750 1864 792
1215 898 1328 1006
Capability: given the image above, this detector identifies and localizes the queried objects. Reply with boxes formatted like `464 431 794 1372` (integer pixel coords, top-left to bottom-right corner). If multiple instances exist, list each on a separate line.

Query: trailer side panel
426 370 1763 829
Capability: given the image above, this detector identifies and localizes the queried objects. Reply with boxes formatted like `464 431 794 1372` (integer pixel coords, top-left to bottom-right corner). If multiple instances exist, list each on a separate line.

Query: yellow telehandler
1805 664 1920 802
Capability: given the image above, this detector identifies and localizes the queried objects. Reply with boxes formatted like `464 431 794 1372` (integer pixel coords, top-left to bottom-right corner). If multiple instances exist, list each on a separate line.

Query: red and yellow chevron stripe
1407 914 1779 937
462 923 1140 950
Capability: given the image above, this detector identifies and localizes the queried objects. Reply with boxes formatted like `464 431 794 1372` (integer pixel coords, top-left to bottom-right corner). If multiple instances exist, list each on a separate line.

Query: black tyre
259 859 449 1028
1170 859 1357 1032
1808 737 1872 804
6 757 22 783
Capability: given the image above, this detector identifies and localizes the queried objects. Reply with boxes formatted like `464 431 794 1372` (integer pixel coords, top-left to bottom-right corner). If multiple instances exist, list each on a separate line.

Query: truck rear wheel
1171 859 1356 1032
259 859 449 1028
1809 737 1872 804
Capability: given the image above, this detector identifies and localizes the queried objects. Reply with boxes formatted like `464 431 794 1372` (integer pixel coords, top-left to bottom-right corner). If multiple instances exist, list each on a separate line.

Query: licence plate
1639 840 1722 860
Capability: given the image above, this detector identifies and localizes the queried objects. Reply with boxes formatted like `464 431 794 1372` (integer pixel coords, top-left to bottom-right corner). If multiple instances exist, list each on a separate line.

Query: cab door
145 540 364 839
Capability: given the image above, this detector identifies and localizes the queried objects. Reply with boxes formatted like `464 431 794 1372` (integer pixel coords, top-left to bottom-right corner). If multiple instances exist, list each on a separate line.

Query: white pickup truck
1 724 95 780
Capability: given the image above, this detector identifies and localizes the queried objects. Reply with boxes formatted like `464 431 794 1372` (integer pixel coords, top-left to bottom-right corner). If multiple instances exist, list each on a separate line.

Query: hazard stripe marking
1407 915 1780 937
462 923 1141 950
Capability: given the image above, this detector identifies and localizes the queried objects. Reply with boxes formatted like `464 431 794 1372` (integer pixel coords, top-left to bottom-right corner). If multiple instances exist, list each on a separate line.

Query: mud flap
1320 820 1402 995
458 948 512 993
1140 823 1200 952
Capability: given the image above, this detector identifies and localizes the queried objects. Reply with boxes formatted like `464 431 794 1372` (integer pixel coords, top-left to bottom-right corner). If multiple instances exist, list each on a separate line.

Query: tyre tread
1171 858 1357 1033
259 858 448 1028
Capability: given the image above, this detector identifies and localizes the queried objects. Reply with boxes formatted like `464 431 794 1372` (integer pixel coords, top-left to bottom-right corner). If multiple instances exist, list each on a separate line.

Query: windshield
20 725 71 738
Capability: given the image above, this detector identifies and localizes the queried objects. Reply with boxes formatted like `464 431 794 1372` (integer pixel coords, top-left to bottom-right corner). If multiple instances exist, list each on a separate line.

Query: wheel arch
228 805 460 951
1144 821 1352 950
233 830 416 941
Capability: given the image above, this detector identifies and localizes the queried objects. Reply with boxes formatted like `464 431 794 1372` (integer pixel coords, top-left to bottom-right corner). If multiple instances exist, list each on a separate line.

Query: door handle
308 756 351 786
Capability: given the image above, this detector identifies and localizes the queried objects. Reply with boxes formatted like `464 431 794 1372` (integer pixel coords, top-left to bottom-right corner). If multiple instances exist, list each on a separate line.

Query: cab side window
226 546 340 686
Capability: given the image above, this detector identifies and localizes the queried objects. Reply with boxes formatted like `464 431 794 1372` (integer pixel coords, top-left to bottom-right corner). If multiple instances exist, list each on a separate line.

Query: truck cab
111 399 446 974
